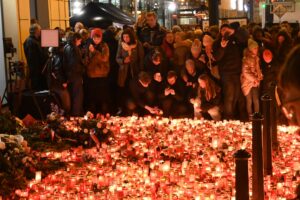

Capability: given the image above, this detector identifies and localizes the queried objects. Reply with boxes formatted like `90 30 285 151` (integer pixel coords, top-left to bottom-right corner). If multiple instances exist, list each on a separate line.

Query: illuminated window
238 0 244 11
230 0 237 9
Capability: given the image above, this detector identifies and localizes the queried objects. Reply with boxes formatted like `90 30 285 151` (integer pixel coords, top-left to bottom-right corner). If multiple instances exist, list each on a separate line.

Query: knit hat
191 39 202 52
202 34 214 47
91 28 102 38
172 25 182 33
248 38 258 50
194 29 203 36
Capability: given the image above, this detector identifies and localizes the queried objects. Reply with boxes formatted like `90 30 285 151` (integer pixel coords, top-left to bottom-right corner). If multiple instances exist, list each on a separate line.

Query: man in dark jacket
160 71 193 118
23 23 48 90
138 12 166 55
128 71 162 116
213 24 247 120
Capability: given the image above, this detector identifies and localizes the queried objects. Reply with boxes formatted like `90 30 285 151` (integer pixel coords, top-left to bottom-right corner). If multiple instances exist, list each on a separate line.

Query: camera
11 61 25 77
3 38 17 56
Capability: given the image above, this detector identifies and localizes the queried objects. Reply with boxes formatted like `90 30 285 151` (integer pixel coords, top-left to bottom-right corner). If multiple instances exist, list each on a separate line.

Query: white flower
22 157 28 163
0 141 6 150
14 148 20 153
15 135 24 143
48 112 57 121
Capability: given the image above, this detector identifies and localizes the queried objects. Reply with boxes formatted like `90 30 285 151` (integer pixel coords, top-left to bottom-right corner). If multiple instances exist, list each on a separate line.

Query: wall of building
37 0 50 28
2 0 19 61
273 2 300 23
48 0 69 29
0 2 6 102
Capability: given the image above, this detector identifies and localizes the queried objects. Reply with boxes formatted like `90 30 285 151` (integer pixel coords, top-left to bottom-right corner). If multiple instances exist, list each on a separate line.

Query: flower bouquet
0 134 35 197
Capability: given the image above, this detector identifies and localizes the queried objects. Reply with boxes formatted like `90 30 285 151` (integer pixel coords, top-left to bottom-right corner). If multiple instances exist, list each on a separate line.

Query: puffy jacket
240 49 263 96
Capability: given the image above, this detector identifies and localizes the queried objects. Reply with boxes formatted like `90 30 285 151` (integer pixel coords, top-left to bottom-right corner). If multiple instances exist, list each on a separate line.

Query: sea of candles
15 116 299 199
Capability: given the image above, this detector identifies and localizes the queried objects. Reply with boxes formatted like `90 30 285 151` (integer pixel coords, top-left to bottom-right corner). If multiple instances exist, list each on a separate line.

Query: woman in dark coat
116 28 144 113
63 32 84 116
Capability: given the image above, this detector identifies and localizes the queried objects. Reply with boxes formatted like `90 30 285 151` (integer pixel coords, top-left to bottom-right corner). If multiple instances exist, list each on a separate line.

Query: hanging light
74 1 82 8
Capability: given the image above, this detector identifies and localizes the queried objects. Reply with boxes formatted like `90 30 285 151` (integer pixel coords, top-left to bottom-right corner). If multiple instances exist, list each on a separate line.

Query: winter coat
144 52 168 79
63 42 85 82
213 34 243 77
85 42 110 78
116 40 144 87
160 39 174 61
45 48 67 89
197 87 222 112
138 23 166 48
23 35 48 77
103 29 119 81
240 49 263 96
173 39 193 74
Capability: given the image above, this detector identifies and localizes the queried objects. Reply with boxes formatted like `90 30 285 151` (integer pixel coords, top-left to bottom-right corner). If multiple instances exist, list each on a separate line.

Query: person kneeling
190 74 222 121
127 71 162 116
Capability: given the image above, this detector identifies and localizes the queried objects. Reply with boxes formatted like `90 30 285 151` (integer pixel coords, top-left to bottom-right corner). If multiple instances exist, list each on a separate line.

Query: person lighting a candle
190 74 222 120
127 71 162 116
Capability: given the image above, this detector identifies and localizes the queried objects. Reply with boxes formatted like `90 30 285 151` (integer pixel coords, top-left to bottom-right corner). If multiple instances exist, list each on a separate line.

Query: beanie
91 28 102 38
248 38 258 50
194 29 203 36
172 25 182 33
191 39 202 52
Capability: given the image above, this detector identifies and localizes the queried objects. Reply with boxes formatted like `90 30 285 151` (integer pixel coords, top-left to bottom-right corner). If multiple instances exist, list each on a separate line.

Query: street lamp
167 2 177 29
168 2 177 12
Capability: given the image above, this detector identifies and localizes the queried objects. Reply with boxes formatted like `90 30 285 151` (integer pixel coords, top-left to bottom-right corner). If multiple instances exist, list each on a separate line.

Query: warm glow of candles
35 171 42 183
10 116 299 199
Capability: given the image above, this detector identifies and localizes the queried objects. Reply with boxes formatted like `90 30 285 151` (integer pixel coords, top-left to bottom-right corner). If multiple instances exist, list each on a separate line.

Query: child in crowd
241 39 263 118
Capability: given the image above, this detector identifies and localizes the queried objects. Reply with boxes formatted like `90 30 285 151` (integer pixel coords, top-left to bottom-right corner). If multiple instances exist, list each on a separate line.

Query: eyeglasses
282 96 300 124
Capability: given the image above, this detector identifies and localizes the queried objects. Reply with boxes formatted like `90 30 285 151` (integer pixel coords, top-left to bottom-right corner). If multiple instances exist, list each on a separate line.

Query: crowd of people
22 13 300 122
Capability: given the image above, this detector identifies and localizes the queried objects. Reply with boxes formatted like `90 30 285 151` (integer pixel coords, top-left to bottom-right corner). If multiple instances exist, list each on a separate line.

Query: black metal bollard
251 112 264 200
234 149 251 200
261 94 273 176
270 82 278 149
